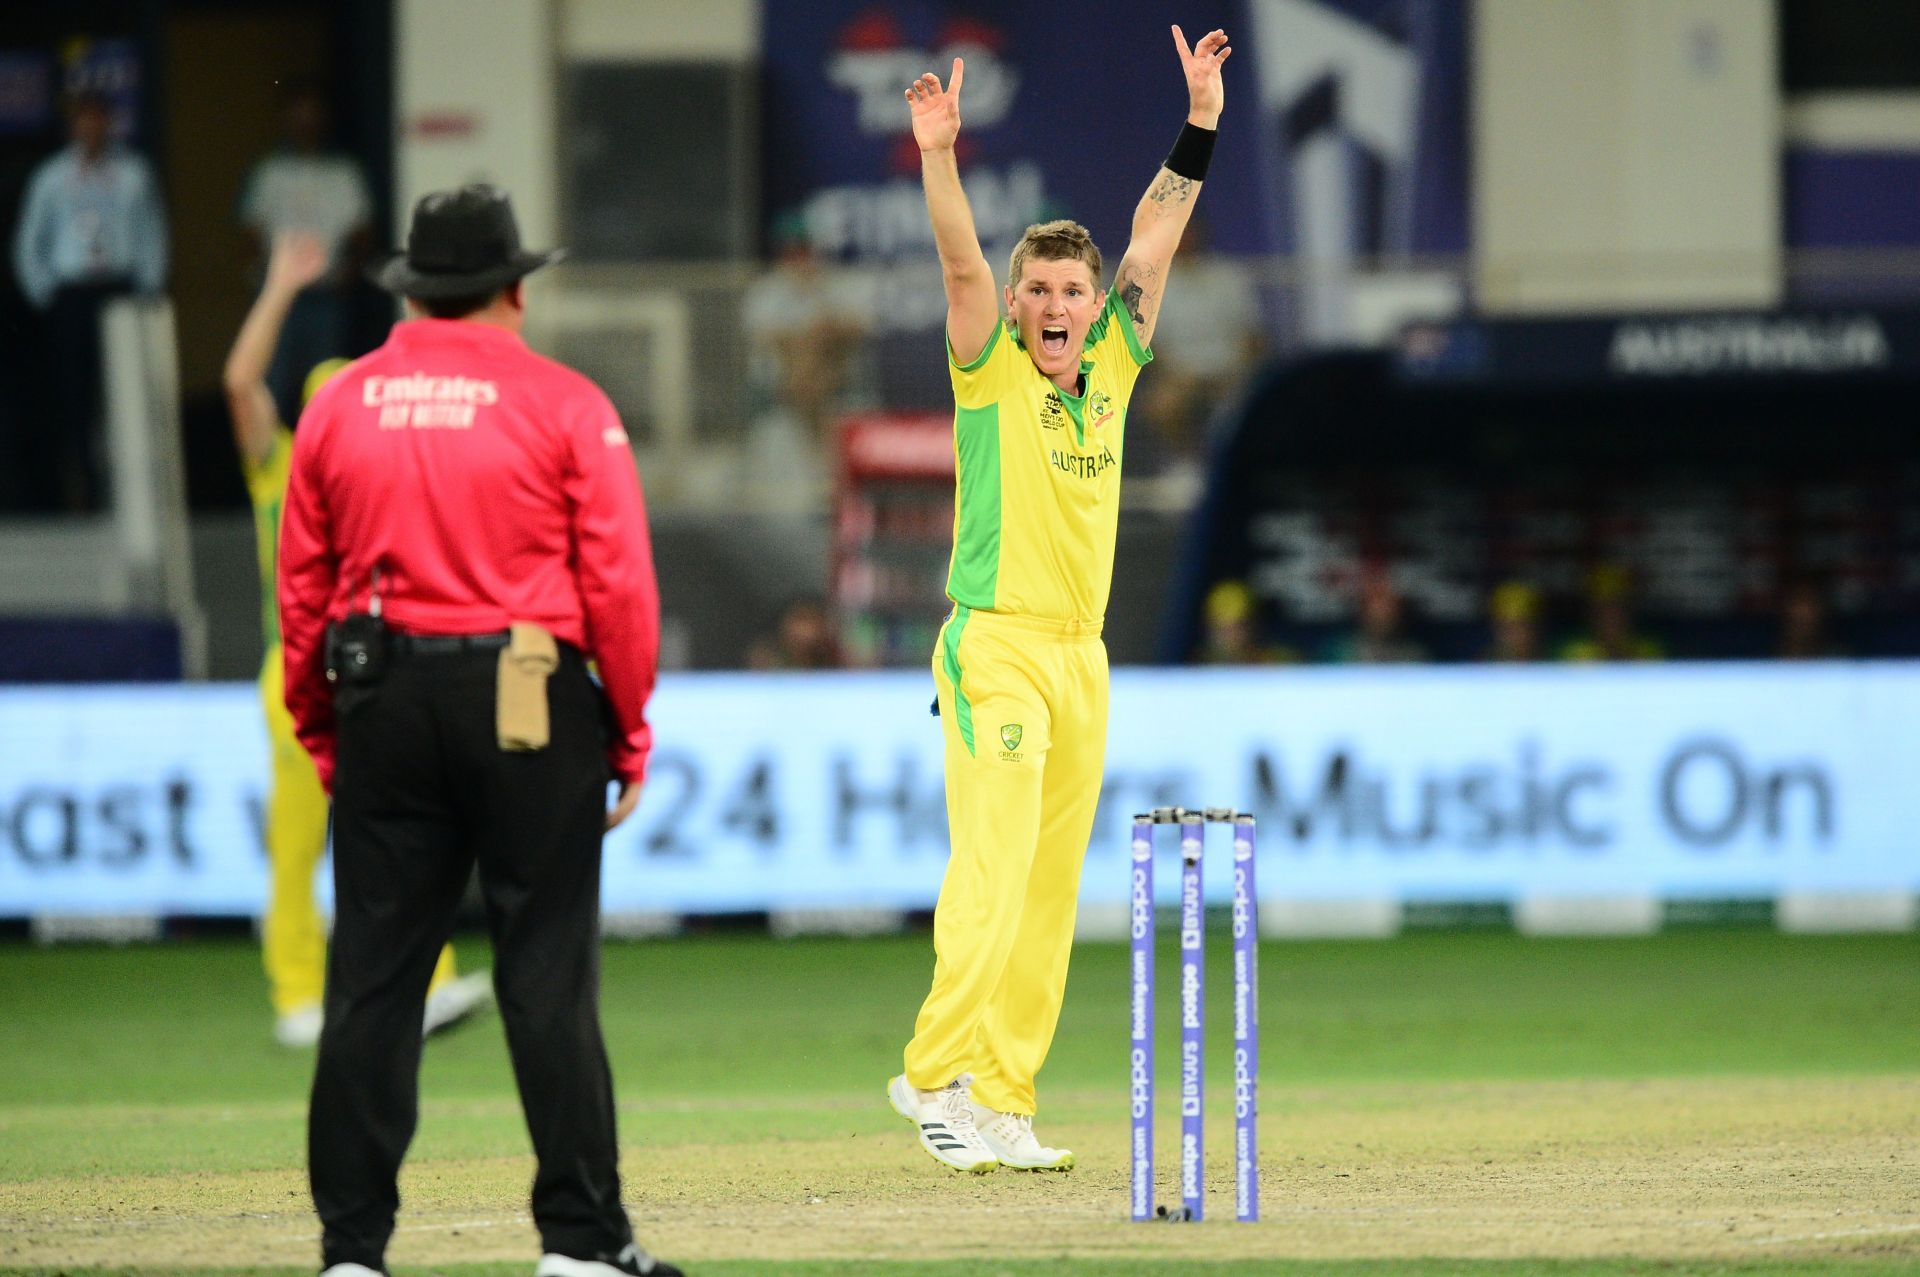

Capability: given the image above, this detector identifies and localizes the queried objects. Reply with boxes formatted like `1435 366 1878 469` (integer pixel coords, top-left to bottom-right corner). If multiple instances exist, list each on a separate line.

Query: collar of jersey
1051 359 1095 446
1010 322 1096 446
390 318 528 351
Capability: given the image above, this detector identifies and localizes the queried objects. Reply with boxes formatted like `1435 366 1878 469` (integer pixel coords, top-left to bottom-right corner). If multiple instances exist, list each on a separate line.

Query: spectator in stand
747 595 843 670
1559 564 1663 662
1776 576 1847 660
741 211 869 511
1321 565 1428 664
1194 579 1293 664
1134 213 1263 496
1482 580 1543 663
236 82 373 423
11 90 168 510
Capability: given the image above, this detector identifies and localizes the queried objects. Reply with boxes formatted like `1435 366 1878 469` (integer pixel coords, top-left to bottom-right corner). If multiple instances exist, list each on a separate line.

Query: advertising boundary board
2 663 1917 928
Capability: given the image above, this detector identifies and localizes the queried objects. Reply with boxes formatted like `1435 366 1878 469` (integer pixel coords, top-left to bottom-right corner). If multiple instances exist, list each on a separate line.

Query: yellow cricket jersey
243 426 294 651
945 285 1152 622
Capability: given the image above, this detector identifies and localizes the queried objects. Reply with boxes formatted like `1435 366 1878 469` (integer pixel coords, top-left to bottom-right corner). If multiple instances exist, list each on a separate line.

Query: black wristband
1164 122 1216 181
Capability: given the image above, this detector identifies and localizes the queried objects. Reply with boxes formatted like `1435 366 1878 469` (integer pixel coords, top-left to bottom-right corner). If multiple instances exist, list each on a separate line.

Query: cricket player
225 231 488 1048
889 26 1232 1172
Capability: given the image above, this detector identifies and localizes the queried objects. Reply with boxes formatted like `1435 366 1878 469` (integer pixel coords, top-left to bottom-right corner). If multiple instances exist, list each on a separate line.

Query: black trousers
43 281 131 511
309 643 634 1270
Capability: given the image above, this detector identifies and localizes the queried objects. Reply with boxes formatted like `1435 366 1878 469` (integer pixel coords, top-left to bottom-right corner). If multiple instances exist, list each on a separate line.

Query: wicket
1130 806 1259 1223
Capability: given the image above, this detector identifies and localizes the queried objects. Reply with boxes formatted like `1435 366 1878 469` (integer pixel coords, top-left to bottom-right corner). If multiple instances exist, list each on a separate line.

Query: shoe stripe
920 1123 946 1131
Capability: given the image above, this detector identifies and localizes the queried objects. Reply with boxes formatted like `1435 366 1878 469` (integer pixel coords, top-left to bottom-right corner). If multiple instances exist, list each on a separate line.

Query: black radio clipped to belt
326 567 391 686
327 612 390 685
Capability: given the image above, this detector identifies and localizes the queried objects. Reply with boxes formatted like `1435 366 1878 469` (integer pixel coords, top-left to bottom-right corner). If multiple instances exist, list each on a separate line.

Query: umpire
278 184 682 1277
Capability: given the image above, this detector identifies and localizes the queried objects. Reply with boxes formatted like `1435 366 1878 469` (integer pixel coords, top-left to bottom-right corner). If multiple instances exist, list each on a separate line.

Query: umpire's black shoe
535 1244 684 1277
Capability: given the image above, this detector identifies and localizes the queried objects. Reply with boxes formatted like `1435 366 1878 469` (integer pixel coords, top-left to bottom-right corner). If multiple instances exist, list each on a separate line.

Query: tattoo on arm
1116 260 1160 331
1147 171 1197 209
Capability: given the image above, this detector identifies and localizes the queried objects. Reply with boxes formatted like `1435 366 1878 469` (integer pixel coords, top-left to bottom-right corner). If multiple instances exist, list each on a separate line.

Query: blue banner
2 664 1915 917
760 1 1466 262
1243 0 1468 257
762 0 1262 268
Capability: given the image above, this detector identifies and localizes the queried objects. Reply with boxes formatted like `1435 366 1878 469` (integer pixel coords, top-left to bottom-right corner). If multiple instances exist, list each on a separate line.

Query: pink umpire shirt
277 318 661 791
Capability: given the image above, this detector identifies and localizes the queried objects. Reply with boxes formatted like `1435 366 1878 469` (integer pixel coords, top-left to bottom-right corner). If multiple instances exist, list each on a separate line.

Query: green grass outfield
1 928 1916 1276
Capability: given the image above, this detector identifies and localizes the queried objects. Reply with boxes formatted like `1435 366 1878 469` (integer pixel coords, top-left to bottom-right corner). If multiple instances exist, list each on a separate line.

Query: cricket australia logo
998 723 1025 761
1089 390 1114 429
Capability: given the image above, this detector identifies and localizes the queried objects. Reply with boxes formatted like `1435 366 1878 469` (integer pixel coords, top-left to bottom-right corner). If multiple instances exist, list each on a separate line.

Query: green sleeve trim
1084 298 1112 346
946 403 1002 608
941 605 976 756
947 317 1004 372
260 495 282 648
1104 284 1153 367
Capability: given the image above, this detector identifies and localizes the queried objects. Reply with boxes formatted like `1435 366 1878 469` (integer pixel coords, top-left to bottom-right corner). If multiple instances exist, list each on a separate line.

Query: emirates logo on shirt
363 372 499 430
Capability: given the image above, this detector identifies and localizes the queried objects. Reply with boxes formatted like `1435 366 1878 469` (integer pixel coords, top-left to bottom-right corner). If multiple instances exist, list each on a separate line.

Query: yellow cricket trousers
259 647 454 1015
904 605 1109 1116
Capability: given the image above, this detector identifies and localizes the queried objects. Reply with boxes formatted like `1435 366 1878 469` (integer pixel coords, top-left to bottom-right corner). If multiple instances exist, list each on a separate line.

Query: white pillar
392 0 558 246
1475 0 1782 313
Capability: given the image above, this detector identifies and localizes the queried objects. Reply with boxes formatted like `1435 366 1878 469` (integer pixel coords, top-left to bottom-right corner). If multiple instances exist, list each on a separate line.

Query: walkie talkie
327 567 392 686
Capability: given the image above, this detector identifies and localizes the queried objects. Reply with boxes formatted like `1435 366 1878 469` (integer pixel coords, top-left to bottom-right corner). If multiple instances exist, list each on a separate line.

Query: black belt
392 630 511 655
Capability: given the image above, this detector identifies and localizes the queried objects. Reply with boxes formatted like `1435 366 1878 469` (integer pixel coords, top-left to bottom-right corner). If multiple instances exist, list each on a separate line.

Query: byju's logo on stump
999 723 1025 761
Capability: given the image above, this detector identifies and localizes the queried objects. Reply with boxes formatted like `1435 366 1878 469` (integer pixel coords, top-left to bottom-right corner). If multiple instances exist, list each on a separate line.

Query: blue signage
1 664 1915 918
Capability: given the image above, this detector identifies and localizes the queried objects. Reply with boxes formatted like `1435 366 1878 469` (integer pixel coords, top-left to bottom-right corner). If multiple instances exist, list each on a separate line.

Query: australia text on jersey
1050 446 1116 480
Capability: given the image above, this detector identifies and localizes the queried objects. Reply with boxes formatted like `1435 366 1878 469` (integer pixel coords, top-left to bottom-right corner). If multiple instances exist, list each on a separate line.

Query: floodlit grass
1 929 1915 1275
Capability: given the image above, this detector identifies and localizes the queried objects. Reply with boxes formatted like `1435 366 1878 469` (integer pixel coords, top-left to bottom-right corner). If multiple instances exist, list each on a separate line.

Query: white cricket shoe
423 971 493 1037
535 1242 683 1276
274 1004 323 1048
887 1073 999 1173
319 1265 385 1277
969 1101 1074 1170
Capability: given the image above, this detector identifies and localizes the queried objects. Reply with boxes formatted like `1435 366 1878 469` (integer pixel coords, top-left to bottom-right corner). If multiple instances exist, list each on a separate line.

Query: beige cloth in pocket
497 622 560 751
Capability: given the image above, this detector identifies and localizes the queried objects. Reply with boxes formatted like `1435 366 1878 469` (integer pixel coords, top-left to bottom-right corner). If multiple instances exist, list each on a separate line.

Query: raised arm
1112 25 1231 349
907 58 999 365
223 231 327 467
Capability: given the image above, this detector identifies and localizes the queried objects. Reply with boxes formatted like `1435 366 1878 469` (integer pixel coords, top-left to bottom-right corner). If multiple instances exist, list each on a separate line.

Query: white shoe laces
986 1111 1036 1150
941 1074 983 1138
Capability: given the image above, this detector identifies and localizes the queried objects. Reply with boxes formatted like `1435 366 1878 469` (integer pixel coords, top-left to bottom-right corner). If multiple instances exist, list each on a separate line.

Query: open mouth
1040 326 1069 356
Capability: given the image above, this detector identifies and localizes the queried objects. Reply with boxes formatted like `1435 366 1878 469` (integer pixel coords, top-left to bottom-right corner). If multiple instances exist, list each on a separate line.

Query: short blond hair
1007 219 1102 290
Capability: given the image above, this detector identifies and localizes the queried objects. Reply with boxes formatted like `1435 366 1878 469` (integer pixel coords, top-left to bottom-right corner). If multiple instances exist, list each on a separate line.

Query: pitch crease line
1749 1220 1920 1246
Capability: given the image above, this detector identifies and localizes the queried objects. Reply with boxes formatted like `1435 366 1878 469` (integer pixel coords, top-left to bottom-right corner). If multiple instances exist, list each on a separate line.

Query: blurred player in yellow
224 231 490 1048
887 26 1232 1172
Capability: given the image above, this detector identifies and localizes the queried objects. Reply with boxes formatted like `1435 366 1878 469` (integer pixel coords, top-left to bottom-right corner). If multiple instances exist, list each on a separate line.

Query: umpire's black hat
373 184 564 298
